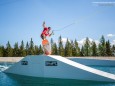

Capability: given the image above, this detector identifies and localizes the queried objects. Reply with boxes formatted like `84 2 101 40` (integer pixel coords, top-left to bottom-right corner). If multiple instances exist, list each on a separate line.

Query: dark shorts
41 34 46 40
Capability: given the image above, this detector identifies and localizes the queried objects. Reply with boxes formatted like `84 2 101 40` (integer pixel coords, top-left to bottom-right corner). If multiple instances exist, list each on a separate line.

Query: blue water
0 62 115 86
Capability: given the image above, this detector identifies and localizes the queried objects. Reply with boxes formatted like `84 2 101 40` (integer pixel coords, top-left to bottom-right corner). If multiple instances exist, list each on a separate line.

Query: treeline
0 35 115 57
0 38 43 57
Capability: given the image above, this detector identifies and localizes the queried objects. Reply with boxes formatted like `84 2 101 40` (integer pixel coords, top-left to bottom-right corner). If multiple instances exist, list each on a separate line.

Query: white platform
4 55 115 82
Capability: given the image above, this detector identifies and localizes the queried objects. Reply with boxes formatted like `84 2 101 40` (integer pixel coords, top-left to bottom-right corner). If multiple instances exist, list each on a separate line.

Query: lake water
0 62 115 86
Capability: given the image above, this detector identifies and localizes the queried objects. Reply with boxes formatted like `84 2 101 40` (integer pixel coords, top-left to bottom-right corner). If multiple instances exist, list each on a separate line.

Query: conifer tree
50 38 58 55
91 41 98 56
26 42 29 55
6 41 13 57
38 45 43 54
97 44 101 56
64 39 69 56
65 39 72 57
20 40 26 57
80 46 84 56
72 41 76 56
69 40 73 56
98 35 106 56
58 36 64 56
51 38 54 50
13 42 19 57
83 37 91 56
28 38 34 55
0 45 4 57
74 39 80 56
34 45 39 55
67 39 73 56
105 40 112 56
112 45 115 56
50 38 54 54
53 43 58 55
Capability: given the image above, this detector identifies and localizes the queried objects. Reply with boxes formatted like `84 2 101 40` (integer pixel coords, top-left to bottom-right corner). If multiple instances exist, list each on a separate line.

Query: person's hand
51 31 54 35
43 21 46 28
43 21 45 24
49 31 54 36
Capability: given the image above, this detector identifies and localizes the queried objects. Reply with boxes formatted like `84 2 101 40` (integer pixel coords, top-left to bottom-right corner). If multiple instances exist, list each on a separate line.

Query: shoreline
0 57 24 62
0 56 115 62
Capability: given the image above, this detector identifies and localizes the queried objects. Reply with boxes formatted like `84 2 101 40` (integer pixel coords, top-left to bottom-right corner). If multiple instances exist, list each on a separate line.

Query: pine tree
80 46 84 56
13 42 19 57
6 41 13 57
74 39 80 56
53 43 58 55
105 40 112 56
58 36 64 56
28 38 34 55
2 46 5 57
34 45 39 55
26 42 29 55
98 35 106 56
91 41 98 56
0 45 4 57
72 40 76 56
64 39 68 56
51 38 53 54
50 38 58 55
38 45 43 54
83 37 91 56
69 40 73 56
65 39 72 57
19 40 26 57
112 45 115 56
50 38 54 54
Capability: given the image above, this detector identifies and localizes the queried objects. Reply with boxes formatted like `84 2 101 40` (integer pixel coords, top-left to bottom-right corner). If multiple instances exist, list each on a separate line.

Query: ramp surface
49 55 115 81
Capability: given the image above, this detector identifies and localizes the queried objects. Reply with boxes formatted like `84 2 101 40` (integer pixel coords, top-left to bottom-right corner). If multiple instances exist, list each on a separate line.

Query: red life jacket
41 27 50 36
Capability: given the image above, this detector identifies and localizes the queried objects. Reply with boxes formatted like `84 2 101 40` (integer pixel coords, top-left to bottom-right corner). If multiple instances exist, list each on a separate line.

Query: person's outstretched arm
49 31 54 36
43 21 46 28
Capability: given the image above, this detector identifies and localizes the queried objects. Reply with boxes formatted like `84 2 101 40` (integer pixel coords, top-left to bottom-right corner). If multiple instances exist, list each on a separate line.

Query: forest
0 35 115 57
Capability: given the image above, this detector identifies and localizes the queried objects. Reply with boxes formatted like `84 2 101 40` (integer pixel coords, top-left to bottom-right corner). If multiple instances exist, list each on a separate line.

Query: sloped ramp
4 55 115 82
49 55 115 82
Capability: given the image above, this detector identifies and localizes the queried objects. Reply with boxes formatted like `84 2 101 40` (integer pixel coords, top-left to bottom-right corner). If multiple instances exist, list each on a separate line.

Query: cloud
61 38 100 46
77 38 99 46
107 34 115 37
61 38 71 43
77 38 87 46
111 40 115 45
57 37 100 47
53 38 71 44
92 1 115 6
77 38 115 46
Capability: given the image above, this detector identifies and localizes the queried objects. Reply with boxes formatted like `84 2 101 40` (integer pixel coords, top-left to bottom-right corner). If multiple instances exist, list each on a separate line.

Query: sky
0 0 115 47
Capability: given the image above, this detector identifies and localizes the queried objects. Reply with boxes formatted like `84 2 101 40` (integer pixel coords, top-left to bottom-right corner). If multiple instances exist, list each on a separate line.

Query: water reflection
5 73 112 86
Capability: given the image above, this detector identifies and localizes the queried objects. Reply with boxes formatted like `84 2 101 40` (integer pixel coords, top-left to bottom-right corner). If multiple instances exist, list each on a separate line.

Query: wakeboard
42 39 51 55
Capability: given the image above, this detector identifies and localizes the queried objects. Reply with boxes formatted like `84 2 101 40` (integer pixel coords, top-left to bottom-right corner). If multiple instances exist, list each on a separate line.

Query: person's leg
43 34 46 40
